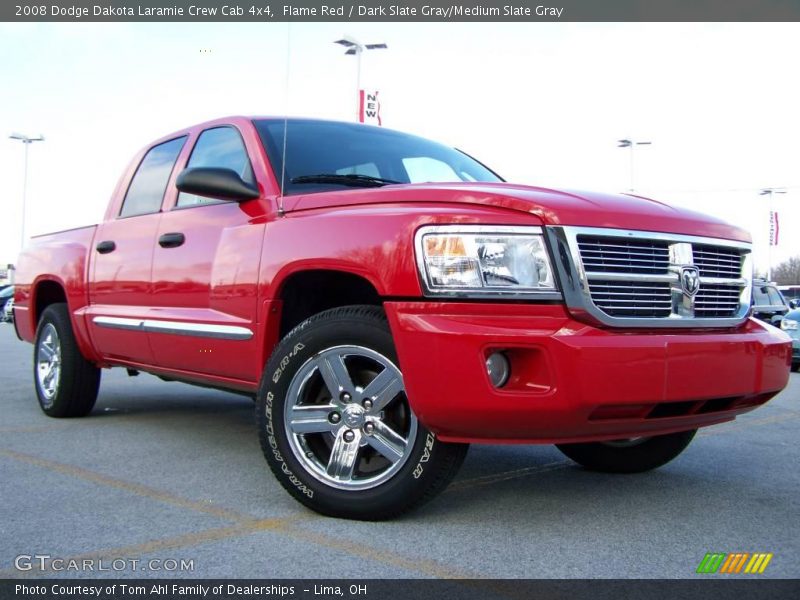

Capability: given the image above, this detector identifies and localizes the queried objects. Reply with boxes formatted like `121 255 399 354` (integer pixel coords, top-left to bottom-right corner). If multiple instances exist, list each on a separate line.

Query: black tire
33 303 100 418
256 305 468 520
791 363 799 373
555 429 697 474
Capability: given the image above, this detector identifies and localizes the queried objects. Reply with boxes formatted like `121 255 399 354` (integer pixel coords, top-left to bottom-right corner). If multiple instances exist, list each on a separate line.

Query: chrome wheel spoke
39 341 56 361
36 324 61 402
365 420 407 463
284 344 418 491
361 367 404 412
327 429 362 481
317 353 354 398
288 404 339 434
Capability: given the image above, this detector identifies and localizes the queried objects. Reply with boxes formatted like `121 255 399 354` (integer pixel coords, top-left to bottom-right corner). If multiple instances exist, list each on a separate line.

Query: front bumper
385 302 792 444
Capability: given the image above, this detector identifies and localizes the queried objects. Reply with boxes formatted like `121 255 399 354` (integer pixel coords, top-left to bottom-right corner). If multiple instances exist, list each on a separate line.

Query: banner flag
359 90 381 125
770 211 780 246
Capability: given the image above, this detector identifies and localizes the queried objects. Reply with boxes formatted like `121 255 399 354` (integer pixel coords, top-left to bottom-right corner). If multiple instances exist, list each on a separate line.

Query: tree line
769 256 800 284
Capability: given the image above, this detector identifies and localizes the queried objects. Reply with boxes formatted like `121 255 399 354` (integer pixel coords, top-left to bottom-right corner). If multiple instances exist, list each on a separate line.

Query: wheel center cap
342 405 365 428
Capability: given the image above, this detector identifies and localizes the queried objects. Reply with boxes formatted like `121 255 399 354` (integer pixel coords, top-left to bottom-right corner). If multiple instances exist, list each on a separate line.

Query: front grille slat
586 277 672 317
694 283 742 317
575 234 747 322
693 245 743 278
577 237 670 277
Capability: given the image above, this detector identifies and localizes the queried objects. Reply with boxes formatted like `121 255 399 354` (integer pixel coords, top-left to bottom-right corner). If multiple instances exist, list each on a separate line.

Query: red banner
770 210 780 246
359 90 381 126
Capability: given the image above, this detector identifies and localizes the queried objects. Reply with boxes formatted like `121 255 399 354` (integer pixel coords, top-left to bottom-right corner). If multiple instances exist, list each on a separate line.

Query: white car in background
2 296 13 323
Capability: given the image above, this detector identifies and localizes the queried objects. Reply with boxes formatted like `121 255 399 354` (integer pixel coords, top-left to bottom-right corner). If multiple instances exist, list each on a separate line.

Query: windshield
253 119 502 196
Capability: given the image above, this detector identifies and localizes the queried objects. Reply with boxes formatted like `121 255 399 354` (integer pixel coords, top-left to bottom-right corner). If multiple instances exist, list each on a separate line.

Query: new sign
359 90 381 126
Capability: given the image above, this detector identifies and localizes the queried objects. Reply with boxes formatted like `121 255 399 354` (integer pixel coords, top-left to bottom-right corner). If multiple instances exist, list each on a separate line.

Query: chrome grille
695 284 741 317
552 226 752 328
588 280 672 317
693 245 742 278
577 237 669 275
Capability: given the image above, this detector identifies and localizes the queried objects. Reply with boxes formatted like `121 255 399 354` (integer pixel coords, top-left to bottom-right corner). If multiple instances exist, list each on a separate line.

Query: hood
284 181 751 243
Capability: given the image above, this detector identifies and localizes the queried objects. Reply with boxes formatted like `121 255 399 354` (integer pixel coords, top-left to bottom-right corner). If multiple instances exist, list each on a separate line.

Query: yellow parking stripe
0 447 475 579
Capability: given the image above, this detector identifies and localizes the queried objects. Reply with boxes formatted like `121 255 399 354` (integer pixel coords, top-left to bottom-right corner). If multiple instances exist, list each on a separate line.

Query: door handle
158 232 185 248
96 240 116 254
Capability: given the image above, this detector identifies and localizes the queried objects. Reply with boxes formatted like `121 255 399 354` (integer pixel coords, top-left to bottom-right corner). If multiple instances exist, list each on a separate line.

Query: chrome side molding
93 316 253 341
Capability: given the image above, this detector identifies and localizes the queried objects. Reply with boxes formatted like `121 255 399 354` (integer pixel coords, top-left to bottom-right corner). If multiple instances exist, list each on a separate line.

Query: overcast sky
1 22 798 274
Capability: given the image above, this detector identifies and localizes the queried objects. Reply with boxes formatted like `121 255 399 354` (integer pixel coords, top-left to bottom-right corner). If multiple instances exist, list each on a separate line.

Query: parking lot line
0 448 475 579
0 519 289 579
0 448 253 523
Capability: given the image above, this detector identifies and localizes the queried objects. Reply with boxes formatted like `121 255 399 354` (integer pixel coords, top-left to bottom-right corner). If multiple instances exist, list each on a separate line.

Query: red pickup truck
14 117 791 520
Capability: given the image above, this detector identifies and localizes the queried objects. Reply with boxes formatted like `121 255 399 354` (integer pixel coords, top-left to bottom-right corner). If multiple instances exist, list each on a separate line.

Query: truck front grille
577 237 669 275
692 245 743 278
586 280 672 317
552 227 752 327
694 284 742 317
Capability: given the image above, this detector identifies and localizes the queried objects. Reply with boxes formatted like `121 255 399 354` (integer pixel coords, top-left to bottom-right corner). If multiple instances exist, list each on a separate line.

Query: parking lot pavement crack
447 460 573 492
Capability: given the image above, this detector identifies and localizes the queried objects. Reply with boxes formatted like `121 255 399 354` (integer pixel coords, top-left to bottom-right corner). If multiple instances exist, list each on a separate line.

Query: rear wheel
34 304 100 418
555 430 697 473
257 305 468 520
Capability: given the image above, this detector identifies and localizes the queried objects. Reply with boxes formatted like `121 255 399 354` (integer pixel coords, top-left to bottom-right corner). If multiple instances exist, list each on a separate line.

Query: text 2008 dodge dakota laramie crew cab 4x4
14 117 792 519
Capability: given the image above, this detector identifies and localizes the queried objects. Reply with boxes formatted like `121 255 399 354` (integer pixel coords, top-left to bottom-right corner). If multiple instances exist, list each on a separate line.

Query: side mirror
176 167 259 202
790 299 798 309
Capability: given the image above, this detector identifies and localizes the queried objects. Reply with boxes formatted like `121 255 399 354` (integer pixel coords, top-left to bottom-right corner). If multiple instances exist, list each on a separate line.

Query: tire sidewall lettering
272 343 305 384
264 388 314 498
412 433 436 479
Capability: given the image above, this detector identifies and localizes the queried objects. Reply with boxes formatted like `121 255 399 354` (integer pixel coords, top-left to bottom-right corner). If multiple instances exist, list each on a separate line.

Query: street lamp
333 36 387 121
759 187 787 282
9 132 45 251
617 138 651 192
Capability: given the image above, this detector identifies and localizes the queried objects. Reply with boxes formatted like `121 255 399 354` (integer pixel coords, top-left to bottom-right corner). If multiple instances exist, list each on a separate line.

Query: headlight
414 225 559 297
781 318 798 331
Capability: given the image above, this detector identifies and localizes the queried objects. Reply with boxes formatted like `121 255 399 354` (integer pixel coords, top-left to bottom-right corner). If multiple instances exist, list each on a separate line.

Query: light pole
617 138 651 192
9 132 45 251
759 187 787 282
333 36 387 121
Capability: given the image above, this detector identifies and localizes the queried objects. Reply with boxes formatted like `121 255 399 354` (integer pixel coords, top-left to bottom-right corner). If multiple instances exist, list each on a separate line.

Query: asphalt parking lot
1 324 798 579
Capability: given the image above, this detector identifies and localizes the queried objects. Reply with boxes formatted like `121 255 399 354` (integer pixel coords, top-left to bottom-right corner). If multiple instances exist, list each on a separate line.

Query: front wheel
257 305 468 520
555 429 697 474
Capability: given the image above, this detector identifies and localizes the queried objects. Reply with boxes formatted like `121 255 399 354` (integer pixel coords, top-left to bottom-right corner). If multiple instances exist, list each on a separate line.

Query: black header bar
4 0 800 22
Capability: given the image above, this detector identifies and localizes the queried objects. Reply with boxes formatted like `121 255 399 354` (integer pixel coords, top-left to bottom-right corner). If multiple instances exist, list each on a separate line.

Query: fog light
486 352 510 388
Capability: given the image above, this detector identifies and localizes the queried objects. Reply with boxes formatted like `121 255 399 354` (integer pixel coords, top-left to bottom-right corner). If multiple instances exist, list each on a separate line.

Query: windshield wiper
290 173 401 188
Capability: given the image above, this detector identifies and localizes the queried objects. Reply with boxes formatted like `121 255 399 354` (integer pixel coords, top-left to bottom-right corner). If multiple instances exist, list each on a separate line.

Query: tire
34 303 100 418
256 305 468 520
555 429 697 474
791 363 799 373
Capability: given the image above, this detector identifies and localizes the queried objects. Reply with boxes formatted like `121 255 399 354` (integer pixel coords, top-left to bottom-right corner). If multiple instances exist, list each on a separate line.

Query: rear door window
119 137 186 218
